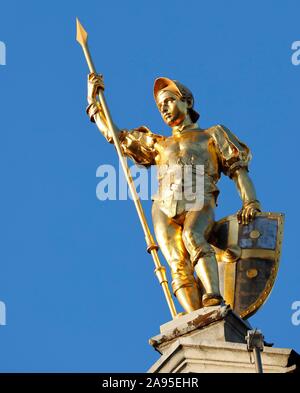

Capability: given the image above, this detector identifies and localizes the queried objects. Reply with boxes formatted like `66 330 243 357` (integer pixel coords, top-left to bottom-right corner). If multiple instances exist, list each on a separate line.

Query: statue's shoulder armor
206 124 244 147
206 124 228 138
205 124 251 177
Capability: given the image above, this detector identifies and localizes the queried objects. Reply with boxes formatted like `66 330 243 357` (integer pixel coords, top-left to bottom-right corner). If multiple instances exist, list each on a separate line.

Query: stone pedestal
148 305 300 373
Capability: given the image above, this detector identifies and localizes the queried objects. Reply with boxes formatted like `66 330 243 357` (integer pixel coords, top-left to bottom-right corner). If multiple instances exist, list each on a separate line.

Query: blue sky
0 0 299 372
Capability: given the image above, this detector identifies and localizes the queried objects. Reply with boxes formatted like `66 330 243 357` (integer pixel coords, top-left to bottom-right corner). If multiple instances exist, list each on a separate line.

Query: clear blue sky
0 0 299 372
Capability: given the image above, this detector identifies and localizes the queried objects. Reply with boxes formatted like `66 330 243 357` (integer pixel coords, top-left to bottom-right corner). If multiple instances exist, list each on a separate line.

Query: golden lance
76 18 177 319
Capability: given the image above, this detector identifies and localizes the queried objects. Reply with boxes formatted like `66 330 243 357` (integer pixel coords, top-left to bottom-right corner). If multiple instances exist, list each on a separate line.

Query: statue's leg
182 198 223 307
151 201 201 312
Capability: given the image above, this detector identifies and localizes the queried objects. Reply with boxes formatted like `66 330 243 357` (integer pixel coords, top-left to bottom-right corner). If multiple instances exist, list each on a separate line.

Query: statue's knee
171 279 197 296
170 260 189 273
170 260 196 295
190 243 215 266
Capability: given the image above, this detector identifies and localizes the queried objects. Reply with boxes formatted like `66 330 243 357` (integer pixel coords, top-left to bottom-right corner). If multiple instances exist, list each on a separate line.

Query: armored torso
120 124 251 217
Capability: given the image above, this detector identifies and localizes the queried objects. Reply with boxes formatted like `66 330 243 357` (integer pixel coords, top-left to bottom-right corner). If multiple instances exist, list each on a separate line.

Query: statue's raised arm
86 73 160 167
86 73 121 143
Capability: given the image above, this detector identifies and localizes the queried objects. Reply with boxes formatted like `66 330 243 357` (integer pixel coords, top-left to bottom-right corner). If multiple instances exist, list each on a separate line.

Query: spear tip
76 17 88 46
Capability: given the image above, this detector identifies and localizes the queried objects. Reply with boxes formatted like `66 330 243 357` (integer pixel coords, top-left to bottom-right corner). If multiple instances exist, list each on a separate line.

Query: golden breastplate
155 130 220 180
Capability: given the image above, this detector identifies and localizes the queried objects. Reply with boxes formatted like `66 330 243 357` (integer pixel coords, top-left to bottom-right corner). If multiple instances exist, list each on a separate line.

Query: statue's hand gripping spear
76 18 178 318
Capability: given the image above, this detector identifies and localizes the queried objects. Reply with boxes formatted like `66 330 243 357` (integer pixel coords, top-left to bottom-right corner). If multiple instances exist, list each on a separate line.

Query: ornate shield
209 212 284 319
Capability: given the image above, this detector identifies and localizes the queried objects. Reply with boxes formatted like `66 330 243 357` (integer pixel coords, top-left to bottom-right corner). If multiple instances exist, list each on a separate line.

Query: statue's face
157 90 190 127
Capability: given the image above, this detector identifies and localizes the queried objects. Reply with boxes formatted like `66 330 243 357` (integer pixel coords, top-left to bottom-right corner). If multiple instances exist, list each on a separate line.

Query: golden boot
194 255 223 307
174 284 202 313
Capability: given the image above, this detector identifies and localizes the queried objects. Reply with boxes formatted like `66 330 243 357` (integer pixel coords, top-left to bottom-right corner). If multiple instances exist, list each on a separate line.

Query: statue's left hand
237 200 261 225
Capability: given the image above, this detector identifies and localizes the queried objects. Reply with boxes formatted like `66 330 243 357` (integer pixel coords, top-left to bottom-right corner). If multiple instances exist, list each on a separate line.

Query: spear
76 18 178 319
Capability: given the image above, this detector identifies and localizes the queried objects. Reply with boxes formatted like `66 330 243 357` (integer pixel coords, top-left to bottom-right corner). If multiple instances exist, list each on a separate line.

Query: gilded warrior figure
86 74 261 313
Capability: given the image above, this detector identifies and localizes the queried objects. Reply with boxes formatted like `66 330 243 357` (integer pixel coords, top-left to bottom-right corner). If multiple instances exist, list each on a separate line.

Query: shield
209 212 284 319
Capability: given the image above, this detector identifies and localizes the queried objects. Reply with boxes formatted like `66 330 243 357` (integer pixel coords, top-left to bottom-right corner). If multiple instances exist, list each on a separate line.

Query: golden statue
77 19 283 320
86 74 261 312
